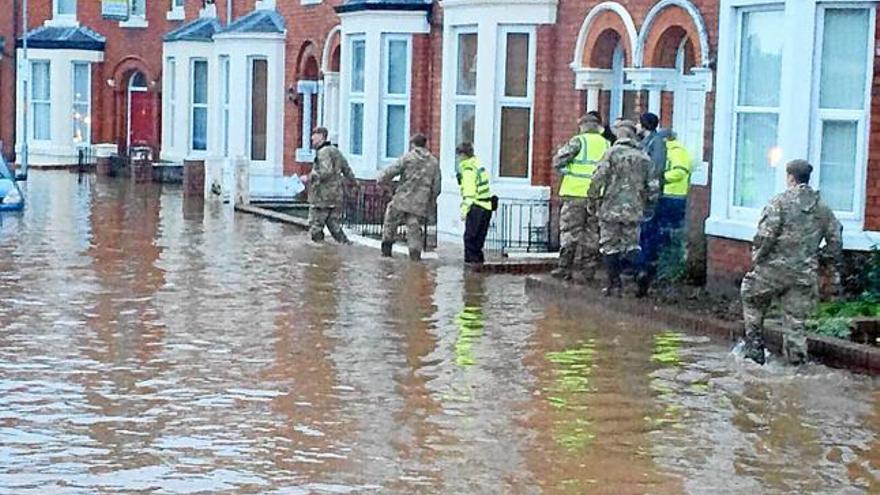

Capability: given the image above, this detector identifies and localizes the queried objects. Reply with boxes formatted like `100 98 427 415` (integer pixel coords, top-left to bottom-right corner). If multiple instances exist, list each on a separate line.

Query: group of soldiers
551 112 693 299
304 128 490 263
306 109 845 367
553 111 844 366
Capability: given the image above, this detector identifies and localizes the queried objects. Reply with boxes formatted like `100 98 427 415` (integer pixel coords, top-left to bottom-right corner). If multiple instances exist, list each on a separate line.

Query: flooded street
1 172 879 494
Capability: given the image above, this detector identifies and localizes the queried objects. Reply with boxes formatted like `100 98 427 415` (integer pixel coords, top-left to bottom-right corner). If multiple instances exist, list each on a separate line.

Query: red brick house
6 0 880 287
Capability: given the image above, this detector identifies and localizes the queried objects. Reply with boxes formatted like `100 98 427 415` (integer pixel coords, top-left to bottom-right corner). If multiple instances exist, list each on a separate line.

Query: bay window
496 28 535 179
71 62 90 146
31 61 51 141
811 7 872 216
190 59 208 152
731 8 782 210
381 35 410 162
349 37 365 156
454 30 477 148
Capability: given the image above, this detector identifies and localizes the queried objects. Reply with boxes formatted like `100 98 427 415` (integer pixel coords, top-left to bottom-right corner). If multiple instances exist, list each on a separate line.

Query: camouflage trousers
558 198 600 276
598 220 641 255
382 205 424 253
741 270 816 364
308 206 349 243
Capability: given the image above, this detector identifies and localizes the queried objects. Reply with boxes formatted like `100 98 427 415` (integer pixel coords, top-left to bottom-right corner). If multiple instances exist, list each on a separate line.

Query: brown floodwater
1 172 878 494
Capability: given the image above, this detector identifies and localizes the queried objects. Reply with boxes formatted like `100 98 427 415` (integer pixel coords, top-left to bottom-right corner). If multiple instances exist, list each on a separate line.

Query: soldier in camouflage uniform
551 113 611 282
587 120 659 297
306 127 355 244
378 134 442 261
740 160 843 366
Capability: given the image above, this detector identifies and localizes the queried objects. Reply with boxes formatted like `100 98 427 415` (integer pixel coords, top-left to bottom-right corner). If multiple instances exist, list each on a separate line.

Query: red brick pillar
183 159 205 197
96 156 112 176
94 144 118 176
131 157 152 183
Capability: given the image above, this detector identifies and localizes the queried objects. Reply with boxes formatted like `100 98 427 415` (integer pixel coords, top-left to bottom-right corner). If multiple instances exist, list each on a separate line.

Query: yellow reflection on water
544 341 596 452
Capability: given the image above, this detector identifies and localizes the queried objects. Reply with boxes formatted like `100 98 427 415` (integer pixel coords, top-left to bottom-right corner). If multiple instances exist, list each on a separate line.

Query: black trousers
464 206 492 263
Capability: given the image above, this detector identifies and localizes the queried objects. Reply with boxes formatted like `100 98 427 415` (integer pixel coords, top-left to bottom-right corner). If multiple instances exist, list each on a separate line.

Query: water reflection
0 172 878 494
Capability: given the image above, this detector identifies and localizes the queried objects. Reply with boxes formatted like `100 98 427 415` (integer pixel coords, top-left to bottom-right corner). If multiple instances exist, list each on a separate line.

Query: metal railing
341 181 437 251
76 146 96 173
486 198 560 255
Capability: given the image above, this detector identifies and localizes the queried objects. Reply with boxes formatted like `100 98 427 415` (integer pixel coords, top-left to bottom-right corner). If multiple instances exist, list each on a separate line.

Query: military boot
602 254 622 297
551 246 576 281
409 248 422 262
783 334 808 366
635 266 654 299
742 334 766 365
381 241 393 258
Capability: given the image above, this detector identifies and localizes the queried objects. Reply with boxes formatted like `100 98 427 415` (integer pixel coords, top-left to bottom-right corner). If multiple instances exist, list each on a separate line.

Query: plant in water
656 228 688 283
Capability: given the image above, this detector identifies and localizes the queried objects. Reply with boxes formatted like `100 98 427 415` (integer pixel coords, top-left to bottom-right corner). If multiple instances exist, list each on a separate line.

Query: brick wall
0 2 16 160
866 6 880 231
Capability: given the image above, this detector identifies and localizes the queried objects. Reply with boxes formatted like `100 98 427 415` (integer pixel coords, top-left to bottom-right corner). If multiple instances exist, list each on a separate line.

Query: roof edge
334 2 432 14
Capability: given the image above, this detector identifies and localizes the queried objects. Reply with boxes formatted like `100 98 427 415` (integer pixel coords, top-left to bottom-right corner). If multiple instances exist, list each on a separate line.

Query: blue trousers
639 196 687 272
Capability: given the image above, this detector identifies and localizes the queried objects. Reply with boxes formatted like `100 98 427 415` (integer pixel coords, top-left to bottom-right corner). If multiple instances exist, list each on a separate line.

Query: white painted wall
15 48 103 165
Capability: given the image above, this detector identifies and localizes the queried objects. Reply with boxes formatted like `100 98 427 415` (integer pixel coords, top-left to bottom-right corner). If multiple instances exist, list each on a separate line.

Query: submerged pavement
0 172 878 494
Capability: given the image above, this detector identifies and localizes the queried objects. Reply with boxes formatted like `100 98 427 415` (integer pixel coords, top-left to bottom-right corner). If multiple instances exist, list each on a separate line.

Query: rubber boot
409 248 422 262
602 254 622 297
381 241 393 258
551 246 575 280
636 265 654 299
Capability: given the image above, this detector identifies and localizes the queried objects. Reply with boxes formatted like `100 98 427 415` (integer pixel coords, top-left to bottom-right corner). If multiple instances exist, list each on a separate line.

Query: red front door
129 91 155 149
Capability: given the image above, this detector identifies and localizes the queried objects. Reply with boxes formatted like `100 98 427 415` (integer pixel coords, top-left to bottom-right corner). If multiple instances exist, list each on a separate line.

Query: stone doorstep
235 203 440 260
525 276 880 376
474 260 556 274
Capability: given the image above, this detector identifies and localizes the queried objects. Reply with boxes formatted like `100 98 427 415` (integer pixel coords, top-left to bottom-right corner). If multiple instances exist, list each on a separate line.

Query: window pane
387 39 407 95
820 9 869 110
192 107 207 150
504 33 529 98
455 104 475 146
32 62 50 100
222 59 230 104
73 103 89 144
192 61 207 104
167 59 175 99
737 10 783 108
457 33 477 96
351 39 365 93
131 0 145 16
73 63 88 103
733 112 778 208
57 0 75 15
499 106 530 178
820 120 858 212
385 104 406 158
34 103 51 140
250 59 267 161
350 103 364 155
174 0 184 7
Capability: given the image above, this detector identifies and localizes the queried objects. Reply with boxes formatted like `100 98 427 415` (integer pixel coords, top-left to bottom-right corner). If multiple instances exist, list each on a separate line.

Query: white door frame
127 71 149 152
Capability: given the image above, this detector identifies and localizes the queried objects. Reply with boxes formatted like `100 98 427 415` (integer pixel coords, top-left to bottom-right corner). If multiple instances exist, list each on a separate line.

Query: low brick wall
525 276 880 375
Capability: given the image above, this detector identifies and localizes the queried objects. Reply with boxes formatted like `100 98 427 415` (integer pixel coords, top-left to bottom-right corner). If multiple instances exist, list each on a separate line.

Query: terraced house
4 0 880 287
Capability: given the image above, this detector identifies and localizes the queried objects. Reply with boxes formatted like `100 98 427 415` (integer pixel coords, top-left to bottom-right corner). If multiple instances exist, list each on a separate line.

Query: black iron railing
486 198 560 255
341 182 437 251
76 146 96 173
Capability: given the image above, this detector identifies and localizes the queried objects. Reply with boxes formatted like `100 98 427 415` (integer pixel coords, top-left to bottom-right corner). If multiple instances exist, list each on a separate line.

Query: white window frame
166 57 176 149
808 4 875 222
379 34 411 164
348 35 366 157
52 0 76 23
295 80 319 162
727 5 783 220
220 55 230 158
167 0 185 20
71 61 90 147
30 60 52 142
190 58 208 153
494 25 536 182
246 56 269 162
452 27 478 159
120 0 149 28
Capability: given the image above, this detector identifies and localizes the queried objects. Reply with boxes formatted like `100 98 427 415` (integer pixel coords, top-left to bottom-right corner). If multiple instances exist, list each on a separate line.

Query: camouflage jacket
552 136 583 171
379 146 441 218
586 138 659 223
751 184 843 285
308 142 354 208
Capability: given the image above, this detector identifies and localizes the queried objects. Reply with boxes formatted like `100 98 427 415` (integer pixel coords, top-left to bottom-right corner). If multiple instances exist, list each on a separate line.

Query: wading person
379 134 442 261
587 120 658 297
456 142 494 264
551 113 611 282
740 159 842 366
304 127 355 244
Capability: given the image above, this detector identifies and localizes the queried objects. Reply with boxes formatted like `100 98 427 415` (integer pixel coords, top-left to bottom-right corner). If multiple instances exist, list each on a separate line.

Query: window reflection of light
768 146 783 167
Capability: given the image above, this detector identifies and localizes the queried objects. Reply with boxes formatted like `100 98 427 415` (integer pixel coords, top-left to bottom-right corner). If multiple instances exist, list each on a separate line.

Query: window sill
295 148 316 162
119 17 149 28
166 9 185 21
705 215 880 251
301 0 322 5
44 17 78 28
